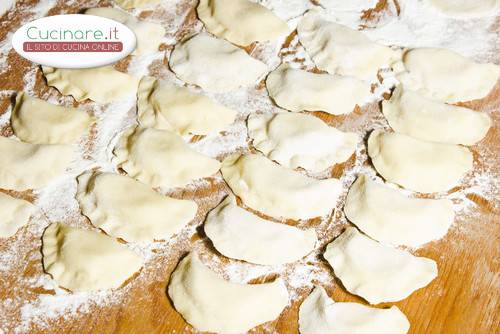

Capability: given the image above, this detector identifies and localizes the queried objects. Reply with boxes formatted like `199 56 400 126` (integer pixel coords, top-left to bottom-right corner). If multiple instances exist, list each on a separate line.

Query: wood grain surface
0 1 498 333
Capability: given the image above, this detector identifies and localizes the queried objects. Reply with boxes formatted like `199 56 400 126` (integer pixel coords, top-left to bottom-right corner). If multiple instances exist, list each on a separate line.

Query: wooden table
0 1 498 333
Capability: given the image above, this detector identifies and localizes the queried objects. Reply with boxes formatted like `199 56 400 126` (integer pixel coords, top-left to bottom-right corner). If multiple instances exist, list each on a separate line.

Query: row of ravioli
1 0 498 333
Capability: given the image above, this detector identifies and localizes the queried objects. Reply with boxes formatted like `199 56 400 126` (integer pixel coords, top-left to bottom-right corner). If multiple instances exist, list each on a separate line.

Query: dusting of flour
0 0 497 333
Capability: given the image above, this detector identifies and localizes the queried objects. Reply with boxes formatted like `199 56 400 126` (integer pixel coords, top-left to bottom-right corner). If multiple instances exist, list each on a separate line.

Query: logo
12 14 136 68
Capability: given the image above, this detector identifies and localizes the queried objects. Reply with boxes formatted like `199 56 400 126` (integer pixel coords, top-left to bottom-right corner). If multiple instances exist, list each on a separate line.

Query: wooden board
0 1 498 333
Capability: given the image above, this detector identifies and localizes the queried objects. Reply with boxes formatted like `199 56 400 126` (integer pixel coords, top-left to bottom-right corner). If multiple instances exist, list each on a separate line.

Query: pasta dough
324 227 437 304
248 113 358 172
344 175 454 247
114 0 160 9
169 33 268 93
265 64 371 114
368 130 473 193
42 223 143 291
197 0 290 46
297 10 400 81
76 172 197 243
42 66 139 104
0 136 73 191
204 195 317 265
426 0 500 18
0 192 35 238
137 76 236 135
114 127 221 188
11 92 93 144
396 48 500 103
168 252 289 334
85 7 165 56
299 286 410 334
383 86 491 145
221 154 342 220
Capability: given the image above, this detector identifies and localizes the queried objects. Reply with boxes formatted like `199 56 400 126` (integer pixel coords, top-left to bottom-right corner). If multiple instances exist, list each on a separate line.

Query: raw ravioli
0 192 35 238
42 66 139 104
76 172 197 242
86 7 164 55
324 227 437 304
248 112 358 172
299 285 410 334
197 0 289 46
383 86 491 145
221 154 342 220
344 175 454 247
204 195 317 265
114 127 221 188
297 10 400 81
169 33 268 93
42 223 143 291
266 64 371 114
368 130 473 193
137 76 236 135
0 136 73 191
11 92 93 144
396 48 500 103
168 252 289 334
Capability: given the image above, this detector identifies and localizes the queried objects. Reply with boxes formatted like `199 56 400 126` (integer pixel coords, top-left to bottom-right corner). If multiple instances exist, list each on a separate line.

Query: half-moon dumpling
197 0 290 46
0 136 73 191
344 175 454 247
137 76 236 135
114 0 160 10
396 48 500 103
324 227 437 304
169 33 268 93
114 127 221 188
85 7 165 56
204 195 317 265
168 252 289 333
425 0 500 19
11 92 93 144
248 112 358 172
367 130 473 193
76 172 198 243
42 223 143 291
297 10 400 81
266 64 371 114
382 86 491 145
221 154 342 220
299 286 410 334
0 192 36 238
42 66 139 104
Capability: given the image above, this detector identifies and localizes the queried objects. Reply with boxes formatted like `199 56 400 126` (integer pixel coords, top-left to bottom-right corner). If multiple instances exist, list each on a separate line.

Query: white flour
0 0 498 333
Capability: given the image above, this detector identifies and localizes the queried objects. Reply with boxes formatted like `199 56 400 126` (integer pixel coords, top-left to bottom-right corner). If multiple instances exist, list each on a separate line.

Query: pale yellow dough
248 112 358 172
0 136 73 191
42 223 143 291
42 66 139 104
168 252 289 334
266 64 371 115
76 172 198 243
299 286 410 334
11 92 93 144
221 154 342 220
324 227 437 304
197 0 290 46
137 76 236 135
0 192 36 238
114 127 221 188
115 0 160 9
85 7 165 56
368 130 473 193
